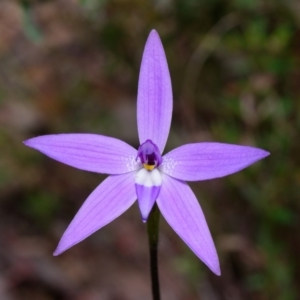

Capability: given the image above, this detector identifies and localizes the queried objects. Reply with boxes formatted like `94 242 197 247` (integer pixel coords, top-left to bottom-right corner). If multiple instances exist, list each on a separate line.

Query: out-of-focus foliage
0 0 300 299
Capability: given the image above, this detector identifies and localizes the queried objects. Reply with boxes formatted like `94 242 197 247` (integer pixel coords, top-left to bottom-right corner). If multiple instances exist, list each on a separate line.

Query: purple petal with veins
157 174 220 275
24 134 139 175
137 30 173 153
54 172 136 255
161 142 269 181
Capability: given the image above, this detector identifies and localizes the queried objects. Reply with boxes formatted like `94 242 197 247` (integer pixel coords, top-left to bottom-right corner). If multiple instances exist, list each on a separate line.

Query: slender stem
147 203 161 300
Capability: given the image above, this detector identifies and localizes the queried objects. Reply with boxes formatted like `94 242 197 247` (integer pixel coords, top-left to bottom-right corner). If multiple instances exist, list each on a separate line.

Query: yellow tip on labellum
143 164 155 171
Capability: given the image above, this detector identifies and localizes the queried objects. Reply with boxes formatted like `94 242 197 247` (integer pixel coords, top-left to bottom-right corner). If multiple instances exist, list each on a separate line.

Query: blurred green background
0 0 299 299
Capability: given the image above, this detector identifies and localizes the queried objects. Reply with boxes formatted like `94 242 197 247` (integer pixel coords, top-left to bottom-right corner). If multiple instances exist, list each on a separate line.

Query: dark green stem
147 203 161 300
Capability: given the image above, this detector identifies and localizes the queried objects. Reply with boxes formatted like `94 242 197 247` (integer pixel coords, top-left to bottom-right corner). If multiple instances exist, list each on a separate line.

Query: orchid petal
54 172 136 255
24 134 139 175
135 168 162 221
156 175 220 275
161 142 269 181
137 30 173 153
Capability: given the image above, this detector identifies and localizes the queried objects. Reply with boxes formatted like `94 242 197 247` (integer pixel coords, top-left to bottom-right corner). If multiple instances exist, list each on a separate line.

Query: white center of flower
135 168 162 187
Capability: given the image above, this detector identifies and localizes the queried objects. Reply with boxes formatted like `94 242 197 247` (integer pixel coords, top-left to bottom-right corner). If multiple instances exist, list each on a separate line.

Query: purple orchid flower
24 30 269 275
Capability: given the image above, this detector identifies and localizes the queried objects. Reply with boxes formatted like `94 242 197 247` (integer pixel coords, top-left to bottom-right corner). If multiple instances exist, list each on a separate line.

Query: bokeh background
0 0 299 299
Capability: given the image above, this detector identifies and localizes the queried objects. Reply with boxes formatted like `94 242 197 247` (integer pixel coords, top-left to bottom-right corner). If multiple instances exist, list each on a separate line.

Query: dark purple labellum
137 139 162 169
